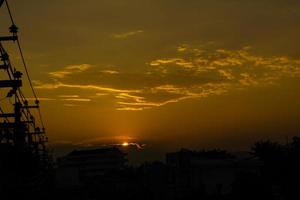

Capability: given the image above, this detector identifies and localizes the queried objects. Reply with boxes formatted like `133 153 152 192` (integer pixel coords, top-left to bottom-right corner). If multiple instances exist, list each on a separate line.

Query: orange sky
1 0 300 155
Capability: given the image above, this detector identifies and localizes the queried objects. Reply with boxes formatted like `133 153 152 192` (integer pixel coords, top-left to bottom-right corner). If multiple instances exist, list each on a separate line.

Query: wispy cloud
149 46 300 82
51 138 144 150
34 45 300 111
27 97 56 101
34 81 140 93
116 93 146 103
112 30 144 39
116 83 230 111
118 45 300 111
63 104 79 107
95 93 109 97
177 45 188 52
117 107 147 111
49 64 93 78
58 95 80 98
150 58 194 69
73 136 146 150
239 73 258 86
218 69 235 80
74 136 137 146
61 98 91 102
100 70 119 74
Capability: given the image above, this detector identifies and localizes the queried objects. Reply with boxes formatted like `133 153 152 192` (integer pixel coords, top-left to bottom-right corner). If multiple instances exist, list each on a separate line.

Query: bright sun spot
122 142 129 147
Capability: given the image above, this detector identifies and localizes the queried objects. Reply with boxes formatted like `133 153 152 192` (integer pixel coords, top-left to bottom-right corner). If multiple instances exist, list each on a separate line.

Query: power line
1 2 49 164
4 0 38 100
16 39 39 100
4 0 14 25
3 0 45 128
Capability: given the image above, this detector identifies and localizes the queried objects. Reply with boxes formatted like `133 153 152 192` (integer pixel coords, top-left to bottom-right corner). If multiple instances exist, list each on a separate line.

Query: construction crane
0 0 51 195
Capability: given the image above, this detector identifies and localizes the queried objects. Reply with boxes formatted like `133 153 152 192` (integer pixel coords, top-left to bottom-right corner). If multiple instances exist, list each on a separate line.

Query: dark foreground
1 137 300 200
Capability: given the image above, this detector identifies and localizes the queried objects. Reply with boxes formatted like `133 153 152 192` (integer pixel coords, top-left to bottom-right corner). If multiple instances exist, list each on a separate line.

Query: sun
122 142 129 147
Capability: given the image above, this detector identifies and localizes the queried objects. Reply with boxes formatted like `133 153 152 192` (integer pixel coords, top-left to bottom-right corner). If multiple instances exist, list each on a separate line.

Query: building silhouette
56 147 127 188
166 149 262 198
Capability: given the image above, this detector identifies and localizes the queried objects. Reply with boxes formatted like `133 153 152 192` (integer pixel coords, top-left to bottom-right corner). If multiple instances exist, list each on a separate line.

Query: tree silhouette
251 140 283 162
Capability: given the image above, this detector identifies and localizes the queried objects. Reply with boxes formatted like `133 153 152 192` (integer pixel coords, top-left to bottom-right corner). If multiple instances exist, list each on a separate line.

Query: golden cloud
34 45 300 111
49 64 93 78
112 30 144 39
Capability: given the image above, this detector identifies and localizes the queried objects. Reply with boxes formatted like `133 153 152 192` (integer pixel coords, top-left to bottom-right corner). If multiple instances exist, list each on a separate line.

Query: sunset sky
1 0 300 156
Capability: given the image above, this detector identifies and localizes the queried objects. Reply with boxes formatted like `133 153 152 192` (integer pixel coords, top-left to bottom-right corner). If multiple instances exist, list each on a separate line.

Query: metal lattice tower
0 0 49 169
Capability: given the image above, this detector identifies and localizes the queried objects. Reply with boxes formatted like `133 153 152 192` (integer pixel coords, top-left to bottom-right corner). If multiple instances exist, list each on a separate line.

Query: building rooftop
167 148 235 160
68 147 125 157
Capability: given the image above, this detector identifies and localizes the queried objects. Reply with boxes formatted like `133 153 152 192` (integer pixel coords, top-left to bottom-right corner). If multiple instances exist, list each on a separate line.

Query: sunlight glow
122 142 129 147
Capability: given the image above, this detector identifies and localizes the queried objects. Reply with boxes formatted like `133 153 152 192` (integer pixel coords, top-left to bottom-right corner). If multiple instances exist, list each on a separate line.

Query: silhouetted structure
56 147 127 188
166 149 262 199
0 1 51 198
53 147 268 200
245 137 300 200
